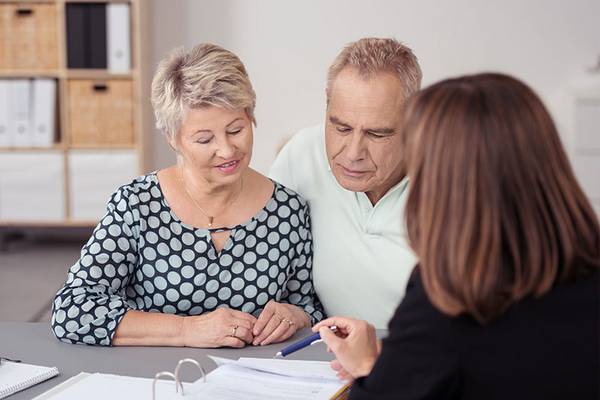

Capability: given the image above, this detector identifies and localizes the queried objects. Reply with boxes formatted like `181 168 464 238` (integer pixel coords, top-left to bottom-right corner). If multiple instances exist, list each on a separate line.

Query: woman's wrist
356 354 377 378
293 307 311 328
301 311 311 328
179 315 194 347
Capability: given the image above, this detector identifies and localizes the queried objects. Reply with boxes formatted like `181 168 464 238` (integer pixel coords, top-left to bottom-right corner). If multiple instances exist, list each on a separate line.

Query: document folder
34 357 350 400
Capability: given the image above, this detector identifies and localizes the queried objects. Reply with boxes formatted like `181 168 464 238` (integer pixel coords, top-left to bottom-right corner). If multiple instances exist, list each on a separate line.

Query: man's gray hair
327 38 422 100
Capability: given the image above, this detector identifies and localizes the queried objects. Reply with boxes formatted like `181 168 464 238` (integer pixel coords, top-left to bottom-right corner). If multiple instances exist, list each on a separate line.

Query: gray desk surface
0 322 340 399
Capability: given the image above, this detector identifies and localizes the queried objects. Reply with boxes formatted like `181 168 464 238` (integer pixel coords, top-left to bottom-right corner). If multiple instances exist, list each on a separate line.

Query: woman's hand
327 339 383 382
252 301 310 345
313 316 379 379
182 307 257 348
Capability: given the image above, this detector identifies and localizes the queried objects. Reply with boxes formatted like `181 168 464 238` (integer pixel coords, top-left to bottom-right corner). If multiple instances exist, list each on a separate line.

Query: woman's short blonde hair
151 43 256 140
327 38 422 100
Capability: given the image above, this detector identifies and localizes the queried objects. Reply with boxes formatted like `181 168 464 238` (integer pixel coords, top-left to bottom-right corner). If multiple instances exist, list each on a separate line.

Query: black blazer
350 267 600 400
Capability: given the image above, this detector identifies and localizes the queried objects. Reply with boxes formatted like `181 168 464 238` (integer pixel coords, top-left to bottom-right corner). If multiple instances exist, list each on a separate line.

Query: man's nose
344 131 366 162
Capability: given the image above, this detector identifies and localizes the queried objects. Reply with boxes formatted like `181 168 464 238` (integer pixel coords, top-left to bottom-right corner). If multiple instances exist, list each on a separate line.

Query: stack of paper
34 357 348 400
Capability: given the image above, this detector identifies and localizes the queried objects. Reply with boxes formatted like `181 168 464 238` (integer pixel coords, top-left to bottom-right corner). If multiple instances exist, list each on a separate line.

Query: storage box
68 150 138 221
0 3 59 70
0 152 65 221
67 79 134 146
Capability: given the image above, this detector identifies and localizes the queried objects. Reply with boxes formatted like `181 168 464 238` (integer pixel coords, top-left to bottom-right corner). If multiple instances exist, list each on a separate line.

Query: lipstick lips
215 159 241 174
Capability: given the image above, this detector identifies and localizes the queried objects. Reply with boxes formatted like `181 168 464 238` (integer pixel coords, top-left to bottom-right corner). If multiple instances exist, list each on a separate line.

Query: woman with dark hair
314 73 600 399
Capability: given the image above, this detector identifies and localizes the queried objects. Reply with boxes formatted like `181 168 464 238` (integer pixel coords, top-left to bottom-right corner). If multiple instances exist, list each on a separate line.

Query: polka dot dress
51 173 324 346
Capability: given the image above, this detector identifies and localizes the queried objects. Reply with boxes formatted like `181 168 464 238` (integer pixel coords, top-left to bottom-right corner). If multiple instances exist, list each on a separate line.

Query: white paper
188 364 343 400
209 356 341 382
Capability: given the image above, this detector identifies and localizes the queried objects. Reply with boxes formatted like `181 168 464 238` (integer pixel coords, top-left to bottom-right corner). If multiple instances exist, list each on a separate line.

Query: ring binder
152 358 206 400
35 357 348 399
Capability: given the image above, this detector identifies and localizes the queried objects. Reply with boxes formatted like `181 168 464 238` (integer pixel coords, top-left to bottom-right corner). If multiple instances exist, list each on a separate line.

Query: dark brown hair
403 73 600 323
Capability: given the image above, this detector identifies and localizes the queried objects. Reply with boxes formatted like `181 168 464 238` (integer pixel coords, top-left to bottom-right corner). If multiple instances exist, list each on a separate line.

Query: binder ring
174 358 206 396
152 371 181 400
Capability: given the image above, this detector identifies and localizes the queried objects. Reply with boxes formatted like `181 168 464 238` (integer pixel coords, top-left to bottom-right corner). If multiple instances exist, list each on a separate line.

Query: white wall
148 0 600 174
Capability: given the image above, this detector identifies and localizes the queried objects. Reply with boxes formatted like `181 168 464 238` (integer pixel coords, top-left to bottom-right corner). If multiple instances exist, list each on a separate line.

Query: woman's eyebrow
226 117 244 127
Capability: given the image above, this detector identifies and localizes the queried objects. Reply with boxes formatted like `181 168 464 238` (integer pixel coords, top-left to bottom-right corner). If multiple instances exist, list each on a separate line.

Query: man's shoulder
284 123 325 156
269 124 328 192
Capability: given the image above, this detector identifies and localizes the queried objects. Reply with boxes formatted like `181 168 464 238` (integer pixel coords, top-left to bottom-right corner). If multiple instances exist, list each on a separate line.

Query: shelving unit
571 86 600 218
0 0 150 228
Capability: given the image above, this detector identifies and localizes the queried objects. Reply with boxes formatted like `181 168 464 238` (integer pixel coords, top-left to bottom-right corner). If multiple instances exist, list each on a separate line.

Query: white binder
8 79 32 148
33 357 349 400
107 4 131 73
31 79 57 148
0 81 9 147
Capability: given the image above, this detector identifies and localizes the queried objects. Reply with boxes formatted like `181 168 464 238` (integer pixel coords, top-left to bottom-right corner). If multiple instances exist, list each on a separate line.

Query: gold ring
282 318 294 327
231 325 238 337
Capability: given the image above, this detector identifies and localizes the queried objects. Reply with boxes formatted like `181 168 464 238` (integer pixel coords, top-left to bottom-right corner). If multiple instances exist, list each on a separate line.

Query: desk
1 322 344 399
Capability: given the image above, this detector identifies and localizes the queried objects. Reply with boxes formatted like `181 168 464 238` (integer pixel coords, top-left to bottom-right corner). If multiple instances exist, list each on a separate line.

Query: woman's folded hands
180 301 310 348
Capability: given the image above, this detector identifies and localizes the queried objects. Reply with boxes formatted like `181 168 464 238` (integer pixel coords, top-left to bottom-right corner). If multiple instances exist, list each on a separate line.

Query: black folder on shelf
66 4 86 68
66 3 107 69
87 4 107 69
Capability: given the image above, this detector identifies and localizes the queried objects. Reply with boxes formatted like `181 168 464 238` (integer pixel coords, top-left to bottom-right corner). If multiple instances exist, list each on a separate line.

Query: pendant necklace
179 168 243 229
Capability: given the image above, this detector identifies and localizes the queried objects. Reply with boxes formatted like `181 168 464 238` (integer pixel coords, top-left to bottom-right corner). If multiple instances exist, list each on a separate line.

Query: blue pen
275 326 338 357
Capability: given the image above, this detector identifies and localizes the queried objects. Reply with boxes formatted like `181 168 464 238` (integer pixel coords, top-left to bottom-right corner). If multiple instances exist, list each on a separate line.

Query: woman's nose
215 137 236 159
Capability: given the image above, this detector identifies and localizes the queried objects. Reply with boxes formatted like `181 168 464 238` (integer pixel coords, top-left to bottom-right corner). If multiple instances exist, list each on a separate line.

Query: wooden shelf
67 143 136 150
0 1 56 4
0 145 64 152
0 70 61 78
0 0 148 228
66 69 132 80
63 0 131 3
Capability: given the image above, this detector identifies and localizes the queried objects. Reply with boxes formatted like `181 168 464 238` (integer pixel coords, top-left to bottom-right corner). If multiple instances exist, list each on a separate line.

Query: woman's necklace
179 168 244 229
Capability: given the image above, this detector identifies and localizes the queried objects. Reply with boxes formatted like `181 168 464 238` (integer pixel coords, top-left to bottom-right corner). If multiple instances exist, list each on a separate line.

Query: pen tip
274 352 282 358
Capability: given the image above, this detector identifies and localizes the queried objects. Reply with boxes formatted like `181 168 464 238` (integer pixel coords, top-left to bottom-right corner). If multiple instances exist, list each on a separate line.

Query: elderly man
269 38 421 328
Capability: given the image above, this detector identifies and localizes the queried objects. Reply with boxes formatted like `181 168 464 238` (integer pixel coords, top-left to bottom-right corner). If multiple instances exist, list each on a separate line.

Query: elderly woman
51 43 324 348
